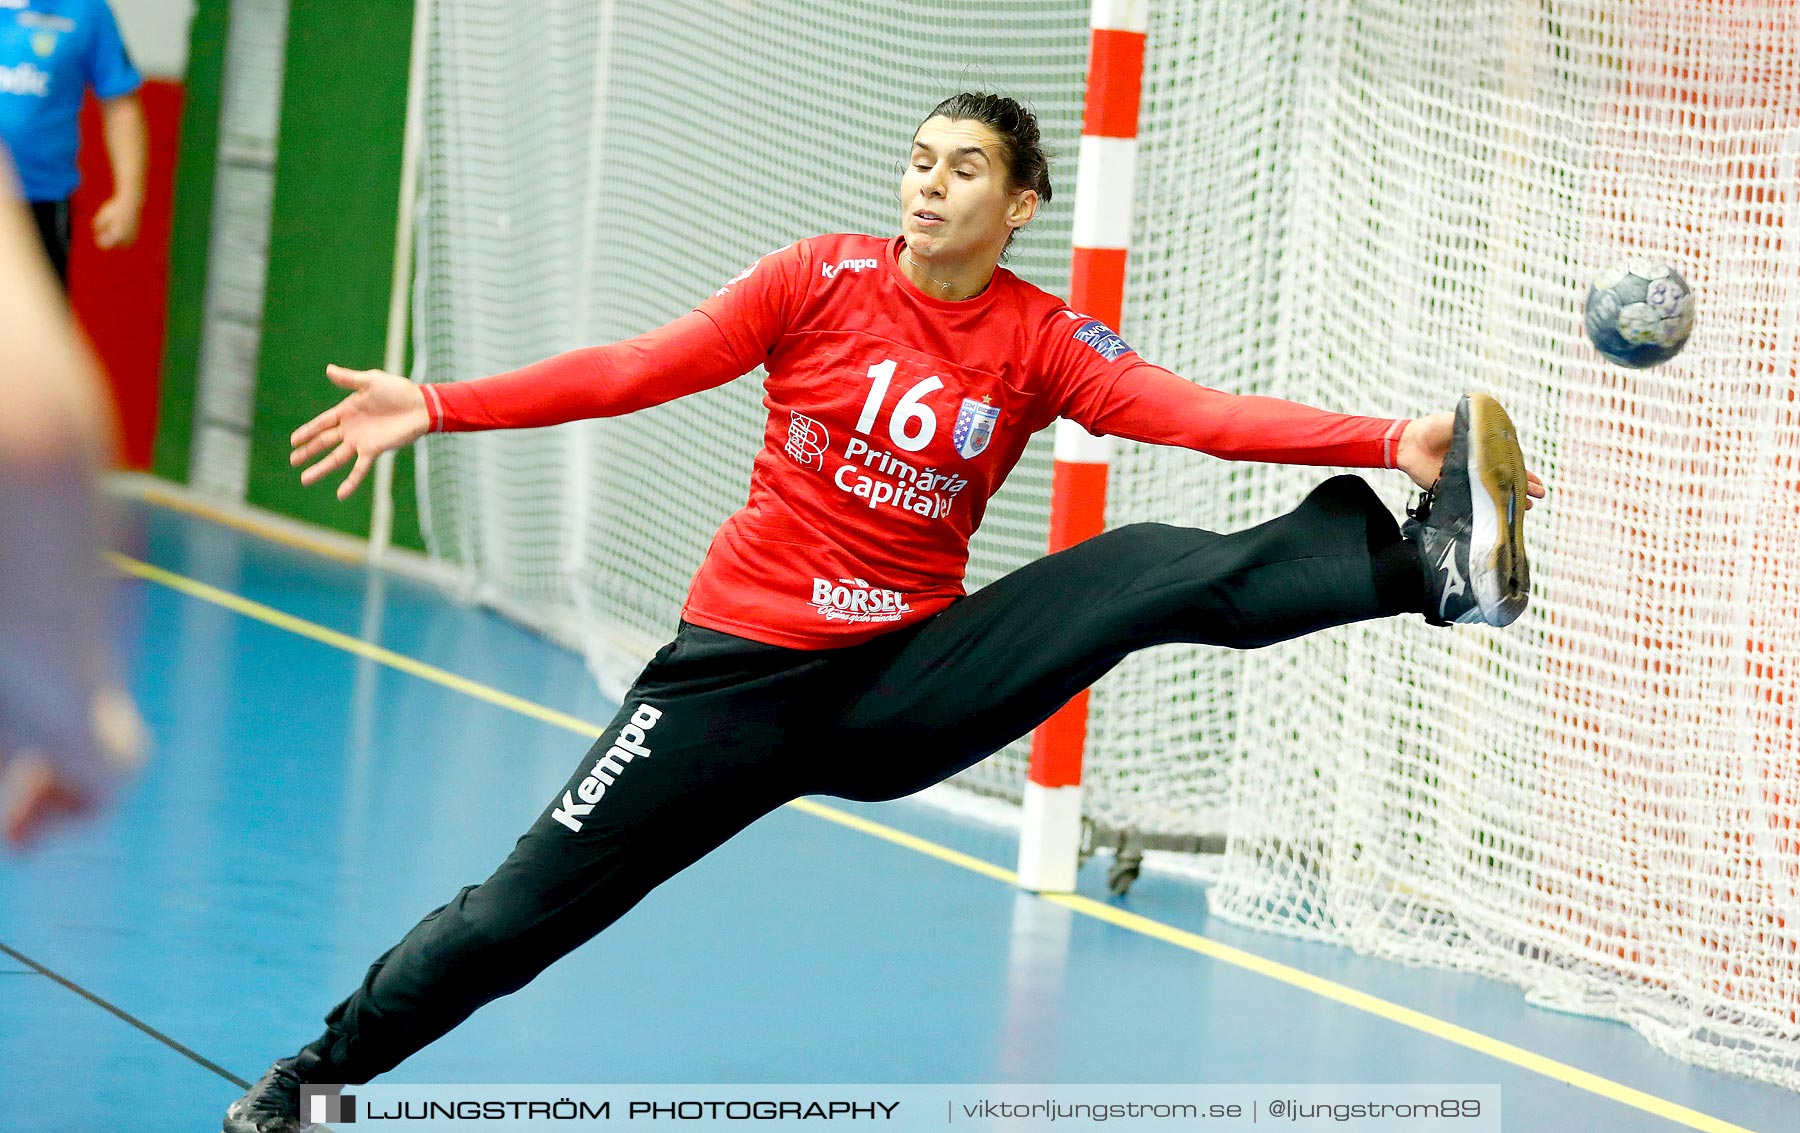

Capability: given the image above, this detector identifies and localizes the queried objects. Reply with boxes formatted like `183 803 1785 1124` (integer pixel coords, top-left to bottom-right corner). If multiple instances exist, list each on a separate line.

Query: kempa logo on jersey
836 437 968 519
0 62 49 97
811 578 910 624
551 703 663 833
820 256 880 280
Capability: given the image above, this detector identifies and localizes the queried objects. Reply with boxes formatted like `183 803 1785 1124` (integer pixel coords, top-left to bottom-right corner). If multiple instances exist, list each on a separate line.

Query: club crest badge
952 398 1001 460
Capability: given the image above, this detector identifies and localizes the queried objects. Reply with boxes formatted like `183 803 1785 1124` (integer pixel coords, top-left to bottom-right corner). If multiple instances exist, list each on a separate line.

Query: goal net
412 0 1800 1090
1097 0 1800 1088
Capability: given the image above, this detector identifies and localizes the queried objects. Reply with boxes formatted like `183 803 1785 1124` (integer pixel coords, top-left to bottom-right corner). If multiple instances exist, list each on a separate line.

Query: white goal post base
1017 781 1085 893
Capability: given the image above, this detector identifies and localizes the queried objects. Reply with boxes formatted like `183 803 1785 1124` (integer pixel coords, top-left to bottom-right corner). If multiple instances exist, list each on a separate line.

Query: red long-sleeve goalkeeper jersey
426 233 1409 649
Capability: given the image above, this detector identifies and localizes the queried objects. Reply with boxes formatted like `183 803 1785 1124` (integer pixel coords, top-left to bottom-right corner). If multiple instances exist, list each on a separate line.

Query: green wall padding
390 447 426 552
247 0 422 550
152 0 229 483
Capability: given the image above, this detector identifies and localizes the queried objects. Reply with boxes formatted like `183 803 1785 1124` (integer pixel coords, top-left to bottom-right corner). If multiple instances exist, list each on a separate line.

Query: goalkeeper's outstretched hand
291 365 431 500
1397 412 1546 507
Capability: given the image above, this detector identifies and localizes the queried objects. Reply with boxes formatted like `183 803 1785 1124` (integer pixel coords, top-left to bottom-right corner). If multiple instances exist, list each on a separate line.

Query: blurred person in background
0 0 145 286
0 151 145 849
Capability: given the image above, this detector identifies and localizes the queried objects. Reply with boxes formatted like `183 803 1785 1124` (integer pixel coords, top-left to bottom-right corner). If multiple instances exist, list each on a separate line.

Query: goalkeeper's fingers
291 366 376 450
337 450 375 501
290 426 339 466
1526 470 1546 508
291 408 333 449
300 439 356 488
325 363 374 391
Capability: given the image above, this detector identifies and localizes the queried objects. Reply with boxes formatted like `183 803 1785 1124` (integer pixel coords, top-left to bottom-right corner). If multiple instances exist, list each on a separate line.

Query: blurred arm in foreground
0 157 146 850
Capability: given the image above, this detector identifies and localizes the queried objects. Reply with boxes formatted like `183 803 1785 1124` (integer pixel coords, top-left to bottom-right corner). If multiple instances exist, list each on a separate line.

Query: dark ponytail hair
922 93 1053 247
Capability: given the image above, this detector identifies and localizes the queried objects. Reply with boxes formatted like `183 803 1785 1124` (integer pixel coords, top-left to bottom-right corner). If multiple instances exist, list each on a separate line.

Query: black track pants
298 475 1423 1082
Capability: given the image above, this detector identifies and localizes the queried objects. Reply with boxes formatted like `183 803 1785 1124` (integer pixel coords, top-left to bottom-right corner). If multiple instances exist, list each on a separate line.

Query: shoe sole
1464 393 1530 626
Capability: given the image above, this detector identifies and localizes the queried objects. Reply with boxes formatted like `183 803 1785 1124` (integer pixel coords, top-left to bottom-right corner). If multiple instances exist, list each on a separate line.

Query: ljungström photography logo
300 1085 356 1124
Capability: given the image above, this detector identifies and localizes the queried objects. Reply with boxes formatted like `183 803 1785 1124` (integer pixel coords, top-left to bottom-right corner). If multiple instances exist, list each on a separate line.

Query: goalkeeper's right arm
422 310 747 432
291 311 748 500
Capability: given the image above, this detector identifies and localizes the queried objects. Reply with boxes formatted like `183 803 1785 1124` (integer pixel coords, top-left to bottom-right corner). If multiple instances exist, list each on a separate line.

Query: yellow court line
784 797 1018 886
131 483 370 568
1040 894 1757 1133
113 546 1764 1133
106 553 601 741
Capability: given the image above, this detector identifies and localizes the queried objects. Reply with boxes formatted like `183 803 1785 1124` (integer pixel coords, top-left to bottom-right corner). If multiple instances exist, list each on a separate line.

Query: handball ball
1583 259 1695 368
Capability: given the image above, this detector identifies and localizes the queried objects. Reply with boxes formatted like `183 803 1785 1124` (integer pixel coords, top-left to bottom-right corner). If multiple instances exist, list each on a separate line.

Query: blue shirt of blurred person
0 0 140 202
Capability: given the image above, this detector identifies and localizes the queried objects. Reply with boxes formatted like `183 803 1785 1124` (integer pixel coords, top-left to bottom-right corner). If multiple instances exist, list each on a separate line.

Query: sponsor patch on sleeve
1072 319 1136 362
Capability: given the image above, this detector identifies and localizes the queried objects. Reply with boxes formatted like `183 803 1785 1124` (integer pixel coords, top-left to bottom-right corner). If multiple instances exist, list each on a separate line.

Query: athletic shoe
1401 392 1530 627
222 1058 315 1133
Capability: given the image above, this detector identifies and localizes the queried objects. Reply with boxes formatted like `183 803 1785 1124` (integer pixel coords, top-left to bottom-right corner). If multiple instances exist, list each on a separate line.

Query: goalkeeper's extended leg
224 630 841 1130
823 473 1431 801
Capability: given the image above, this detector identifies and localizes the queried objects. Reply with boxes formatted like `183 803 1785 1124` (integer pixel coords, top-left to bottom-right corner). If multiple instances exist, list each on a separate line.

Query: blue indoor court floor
0 492 1795 1132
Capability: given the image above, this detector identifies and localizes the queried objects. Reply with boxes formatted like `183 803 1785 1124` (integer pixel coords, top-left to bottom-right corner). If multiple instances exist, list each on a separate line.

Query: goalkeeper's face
901 116 1039 265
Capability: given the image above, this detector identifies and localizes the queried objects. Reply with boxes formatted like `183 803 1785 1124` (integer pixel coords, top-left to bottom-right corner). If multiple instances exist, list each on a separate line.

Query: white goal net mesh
1094 0 1800 1088
412 0 1800 1090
